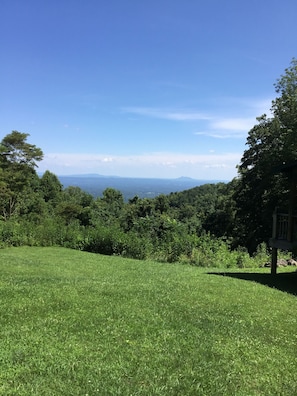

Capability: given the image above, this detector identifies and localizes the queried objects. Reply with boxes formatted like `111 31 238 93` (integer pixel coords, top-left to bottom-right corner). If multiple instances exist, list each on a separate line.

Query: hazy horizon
42 172 228 182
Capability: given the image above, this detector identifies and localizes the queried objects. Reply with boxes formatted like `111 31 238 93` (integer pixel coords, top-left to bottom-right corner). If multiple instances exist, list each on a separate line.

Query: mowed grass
0 247 297 395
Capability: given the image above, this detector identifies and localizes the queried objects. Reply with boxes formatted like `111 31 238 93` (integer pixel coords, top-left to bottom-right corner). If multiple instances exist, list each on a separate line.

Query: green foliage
0 219 23 247
39 170 62 203
82 226 151 259
57 186 93 226
168 182 236 239
0 131 43 168
0 131 43 220
234 116 286 251
83 225 122 255
182 234 263 269
102 187 124 216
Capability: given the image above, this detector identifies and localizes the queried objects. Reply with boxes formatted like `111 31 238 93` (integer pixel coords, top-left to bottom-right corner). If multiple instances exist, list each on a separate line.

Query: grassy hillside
0 247 296 395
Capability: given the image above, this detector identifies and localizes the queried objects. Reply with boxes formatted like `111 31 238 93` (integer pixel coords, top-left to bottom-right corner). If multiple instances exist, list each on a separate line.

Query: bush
0 217 87 250
0 219 22 247
121 232 152 260
83 226 152 260
83 226 123 256
185 234 256 268
252 242 270 267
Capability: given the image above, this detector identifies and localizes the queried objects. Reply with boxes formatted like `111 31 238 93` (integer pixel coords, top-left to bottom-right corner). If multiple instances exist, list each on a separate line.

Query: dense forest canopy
1 59 297 265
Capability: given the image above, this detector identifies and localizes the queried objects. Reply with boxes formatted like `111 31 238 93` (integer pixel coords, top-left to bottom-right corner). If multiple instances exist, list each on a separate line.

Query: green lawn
0 247 296 395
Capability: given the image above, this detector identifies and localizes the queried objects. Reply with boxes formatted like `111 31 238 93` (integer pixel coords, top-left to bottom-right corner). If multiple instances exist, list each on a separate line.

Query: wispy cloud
195 117 257 139
122 97 272 139
122 107 211 121
195 131 244 139
211 117 256 131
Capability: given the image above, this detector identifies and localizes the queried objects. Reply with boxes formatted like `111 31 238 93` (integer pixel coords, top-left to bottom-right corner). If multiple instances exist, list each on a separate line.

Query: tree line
1 59 297 267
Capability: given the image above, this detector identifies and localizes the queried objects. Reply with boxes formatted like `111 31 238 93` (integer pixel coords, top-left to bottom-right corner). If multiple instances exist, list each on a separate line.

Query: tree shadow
208 271 297 296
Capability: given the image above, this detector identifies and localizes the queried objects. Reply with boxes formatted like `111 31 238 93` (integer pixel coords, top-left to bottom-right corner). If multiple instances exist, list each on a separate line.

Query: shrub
0 219 21 247
121 232 152 260
83 226 122 256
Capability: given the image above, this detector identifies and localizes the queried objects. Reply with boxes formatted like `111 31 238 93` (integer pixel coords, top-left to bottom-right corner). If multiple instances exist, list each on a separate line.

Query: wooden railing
270 209 297 274
272 210 297 242
268 164 297 273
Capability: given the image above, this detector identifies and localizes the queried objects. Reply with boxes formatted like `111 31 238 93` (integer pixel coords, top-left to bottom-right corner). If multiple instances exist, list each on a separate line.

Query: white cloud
195 131 245 139
122 107 211 121
195 117 257 138
211 118 256 131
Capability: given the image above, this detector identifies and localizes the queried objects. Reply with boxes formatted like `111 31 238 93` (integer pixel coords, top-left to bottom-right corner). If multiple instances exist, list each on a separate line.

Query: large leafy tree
0 131 43 167
272 59 297 160
0 131 43 219
234 59 297 252
40 170 63 204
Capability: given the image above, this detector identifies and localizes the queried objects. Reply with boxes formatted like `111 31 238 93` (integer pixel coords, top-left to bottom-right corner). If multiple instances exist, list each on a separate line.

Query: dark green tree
234 59 297 252
102 188 124 208
57 186 93 225
0 131 43 219
272 58 297 161
40 170 63 203
154 194 169 214
101 188 124 219
0 131 43 167
203 180 237 240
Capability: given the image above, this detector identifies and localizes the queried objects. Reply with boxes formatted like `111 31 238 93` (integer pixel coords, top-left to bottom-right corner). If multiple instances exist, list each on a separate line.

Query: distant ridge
57 174 206 181
39 171 224 183
175 176 196 181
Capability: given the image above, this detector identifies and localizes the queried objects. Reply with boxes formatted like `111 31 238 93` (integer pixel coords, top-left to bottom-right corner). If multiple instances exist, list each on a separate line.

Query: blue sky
1 0 296 180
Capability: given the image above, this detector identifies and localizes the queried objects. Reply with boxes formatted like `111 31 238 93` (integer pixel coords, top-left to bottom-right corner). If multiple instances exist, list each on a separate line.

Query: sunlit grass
0 247 296 395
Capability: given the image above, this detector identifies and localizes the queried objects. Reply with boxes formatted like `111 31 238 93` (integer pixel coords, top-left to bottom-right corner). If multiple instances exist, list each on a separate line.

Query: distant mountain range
55 174 225 201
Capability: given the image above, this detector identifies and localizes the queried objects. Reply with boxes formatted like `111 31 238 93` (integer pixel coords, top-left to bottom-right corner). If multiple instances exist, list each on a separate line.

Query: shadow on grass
208 271 297 296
